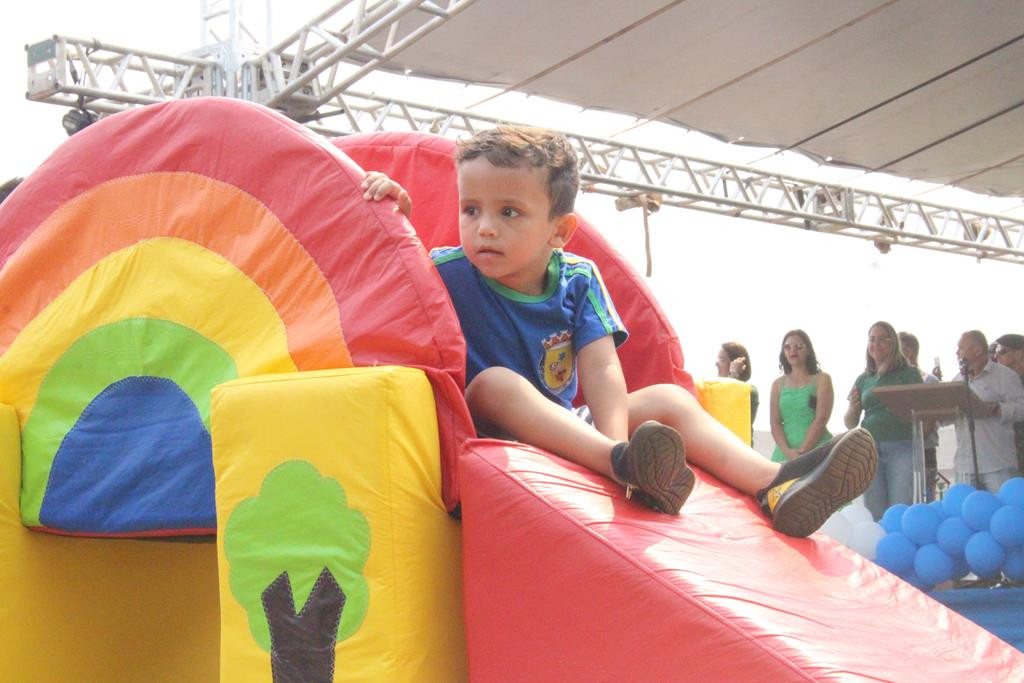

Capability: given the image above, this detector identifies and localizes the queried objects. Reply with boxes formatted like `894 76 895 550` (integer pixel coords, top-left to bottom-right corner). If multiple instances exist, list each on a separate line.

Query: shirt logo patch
541 330 574 393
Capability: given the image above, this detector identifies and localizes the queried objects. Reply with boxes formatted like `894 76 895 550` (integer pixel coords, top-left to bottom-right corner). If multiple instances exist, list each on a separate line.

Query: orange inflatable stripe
0 172 350 370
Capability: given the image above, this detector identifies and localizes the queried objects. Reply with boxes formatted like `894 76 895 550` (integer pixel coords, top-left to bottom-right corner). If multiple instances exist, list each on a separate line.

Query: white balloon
848 521 887 560
841 503 875 526
820 510 853 545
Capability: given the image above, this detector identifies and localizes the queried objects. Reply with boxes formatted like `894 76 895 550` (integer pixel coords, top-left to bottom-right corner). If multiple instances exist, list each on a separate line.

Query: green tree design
225 460 370 682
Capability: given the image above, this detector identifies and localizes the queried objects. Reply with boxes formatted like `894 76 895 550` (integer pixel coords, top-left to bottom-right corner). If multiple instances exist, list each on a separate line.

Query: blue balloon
999 477 1024 508
881 504 910 533
961 490 1001 531
902 503 942 545
965 531 1006 577
928 500 948 519
942 483 976 517
990 505 1024 547
936 517 972 557
1004 548 1024 582
914 543 954 585
876 532 916 575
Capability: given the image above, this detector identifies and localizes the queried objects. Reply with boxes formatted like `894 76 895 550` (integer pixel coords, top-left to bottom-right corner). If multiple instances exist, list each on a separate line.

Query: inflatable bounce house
0 98 1021 681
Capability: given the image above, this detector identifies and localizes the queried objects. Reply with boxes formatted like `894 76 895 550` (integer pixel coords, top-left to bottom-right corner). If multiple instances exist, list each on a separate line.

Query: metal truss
24 0 477 115
22 6 1024 265
199 0 273 96
26 35 223 113
307 92 1024 265
239 0 477 117
201 0 272 50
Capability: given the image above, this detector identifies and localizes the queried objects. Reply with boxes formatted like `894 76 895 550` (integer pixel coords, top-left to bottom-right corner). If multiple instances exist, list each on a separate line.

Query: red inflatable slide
339 131 1024 681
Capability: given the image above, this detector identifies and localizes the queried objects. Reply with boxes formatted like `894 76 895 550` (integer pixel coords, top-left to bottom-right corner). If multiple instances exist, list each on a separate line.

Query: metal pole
911 408 927 503
960 361 982 487
642 203 652 277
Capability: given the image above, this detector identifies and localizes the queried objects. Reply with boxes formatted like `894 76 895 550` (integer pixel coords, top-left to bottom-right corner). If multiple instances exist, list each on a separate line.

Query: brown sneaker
760 427 877 537
615 421 694 515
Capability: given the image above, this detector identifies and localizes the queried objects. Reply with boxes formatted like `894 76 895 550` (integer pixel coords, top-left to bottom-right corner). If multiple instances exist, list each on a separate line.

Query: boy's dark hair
456 126 579 218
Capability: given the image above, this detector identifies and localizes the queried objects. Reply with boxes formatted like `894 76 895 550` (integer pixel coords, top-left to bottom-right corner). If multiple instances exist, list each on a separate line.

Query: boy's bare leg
466 367 694 513
465 367 618 477
629 383 878 536
627 384 779 495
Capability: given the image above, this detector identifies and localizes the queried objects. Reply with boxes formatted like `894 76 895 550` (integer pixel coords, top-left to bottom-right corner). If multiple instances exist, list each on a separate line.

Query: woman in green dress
769 330 833 463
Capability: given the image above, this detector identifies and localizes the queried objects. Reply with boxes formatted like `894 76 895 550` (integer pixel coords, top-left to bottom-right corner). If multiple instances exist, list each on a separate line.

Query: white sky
1 2 1018 445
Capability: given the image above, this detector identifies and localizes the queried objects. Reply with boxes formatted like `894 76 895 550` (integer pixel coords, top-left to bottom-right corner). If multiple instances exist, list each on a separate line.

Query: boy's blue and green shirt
431 246 627 409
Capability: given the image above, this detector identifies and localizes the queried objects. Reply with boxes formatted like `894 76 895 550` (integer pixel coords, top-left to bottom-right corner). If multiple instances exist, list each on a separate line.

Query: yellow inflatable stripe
0 238 296 424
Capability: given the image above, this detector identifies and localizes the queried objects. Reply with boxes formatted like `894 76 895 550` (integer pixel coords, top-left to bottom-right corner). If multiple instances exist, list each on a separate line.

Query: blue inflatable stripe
39 376 214 534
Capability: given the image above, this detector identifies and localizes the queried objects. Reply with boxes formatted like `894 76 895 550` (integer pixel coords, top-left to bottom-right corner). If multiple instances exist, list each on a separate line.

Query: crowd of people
722 327 1024 520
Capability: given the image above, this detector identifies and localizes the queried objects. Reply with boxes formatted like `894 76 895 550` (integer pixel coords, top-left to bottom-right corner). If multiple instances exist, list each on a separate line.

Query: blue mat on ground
928 587 1024 652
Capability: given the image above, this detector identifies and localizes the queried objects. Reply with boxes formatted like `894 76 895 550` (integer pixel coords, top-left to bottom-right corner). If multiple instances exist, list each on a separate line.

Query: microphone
959 356 969 379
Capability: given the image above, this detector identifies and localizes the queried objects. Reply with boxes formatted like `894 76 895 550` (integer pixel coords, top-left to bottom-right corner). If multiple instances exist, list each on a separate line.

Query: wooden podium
874 382 997 502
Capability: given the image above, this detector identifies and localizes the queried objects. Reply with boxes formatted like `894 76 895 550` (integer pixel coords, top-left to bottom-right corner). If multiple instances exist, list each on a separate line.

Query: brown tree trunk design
261 567 346 683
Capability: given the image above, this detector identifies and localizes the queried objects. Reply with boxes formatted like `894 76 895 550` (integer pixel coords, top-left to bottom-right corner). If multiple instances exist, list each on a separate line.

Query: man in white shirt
952 330 1024 492
994 333 1024 477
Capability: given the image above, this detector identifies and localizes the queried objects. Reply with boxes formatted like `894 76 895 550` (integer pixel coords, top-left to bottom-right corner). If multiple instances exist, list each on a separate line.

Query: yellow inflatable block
0 403 219 681
212 367 465 682
696 378 752 445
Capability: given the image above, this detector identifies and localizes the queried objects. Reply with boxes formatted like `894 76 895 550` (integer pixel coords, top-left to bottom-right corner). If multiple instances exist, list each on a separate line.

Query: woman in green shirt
844 321 922 520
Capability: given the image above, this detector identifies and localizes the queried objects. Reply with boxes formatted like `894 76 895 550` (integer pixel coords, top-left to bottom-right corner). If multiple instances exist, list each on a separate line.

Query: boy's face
457 157 575 296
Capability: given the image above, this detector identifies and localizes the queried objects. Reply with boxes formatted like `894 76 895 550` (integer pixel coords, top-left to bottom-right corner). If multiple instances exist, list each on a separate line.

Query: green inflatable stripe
21 317 238 526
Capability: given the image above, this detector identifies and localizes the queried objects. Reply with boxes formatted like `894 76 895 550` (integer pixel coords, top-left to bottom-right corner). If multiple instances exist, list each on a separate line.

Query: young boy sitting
362 125 878 537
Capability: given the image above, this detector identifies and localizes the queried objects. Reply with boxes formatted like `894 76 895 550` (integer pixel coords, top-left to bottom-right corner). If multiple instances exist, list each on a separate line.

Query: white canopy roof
374 0 1024 197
